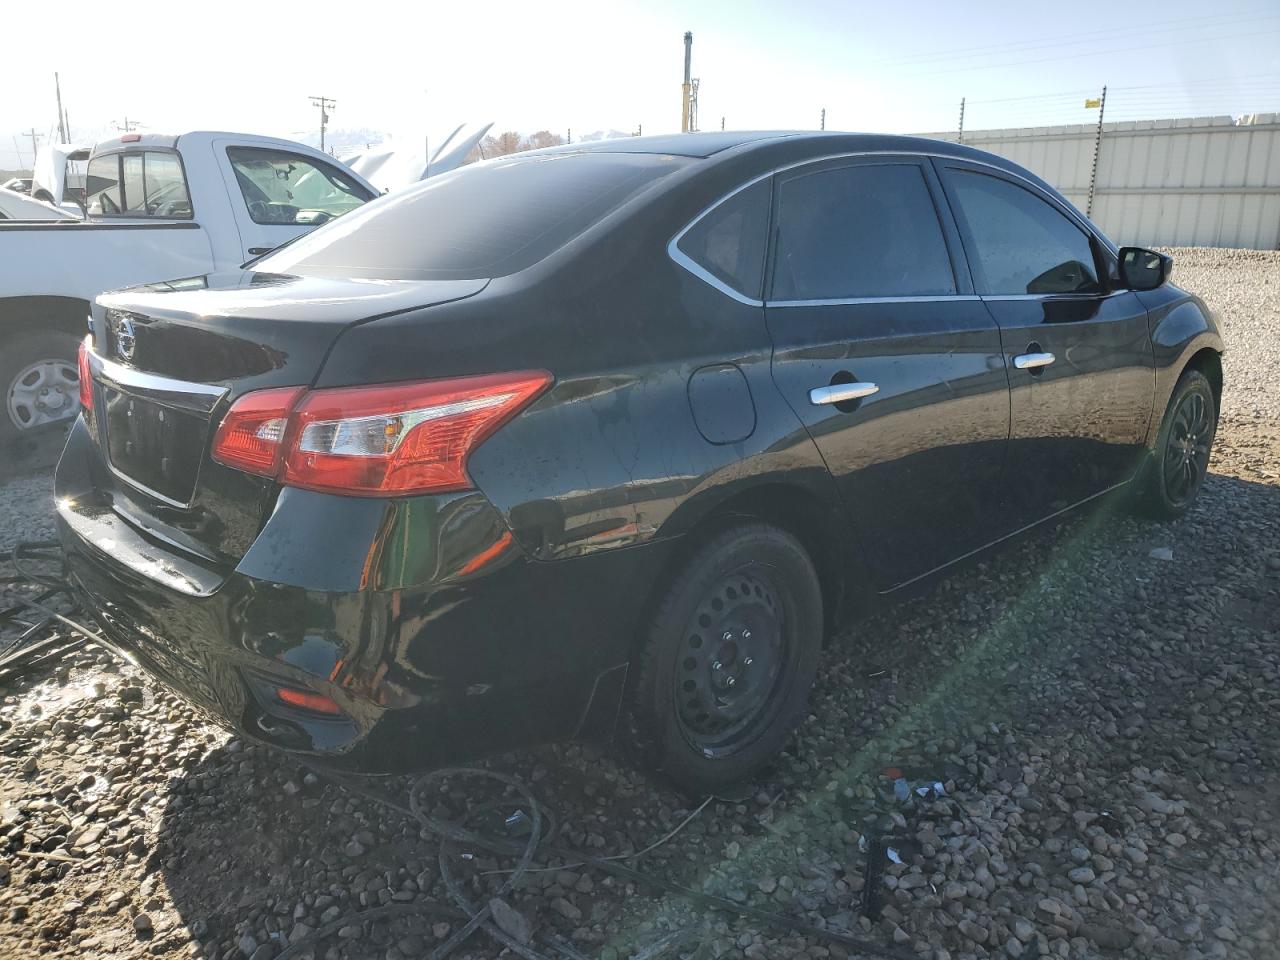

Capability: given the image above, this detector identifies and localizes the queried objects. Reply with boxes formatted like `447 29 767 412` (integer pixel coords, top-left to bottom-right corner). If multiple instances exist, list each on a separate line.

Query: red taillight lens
210 372 551 496
77 336 93 413
274 686 342 715
281 372 552 495
211 386 305 476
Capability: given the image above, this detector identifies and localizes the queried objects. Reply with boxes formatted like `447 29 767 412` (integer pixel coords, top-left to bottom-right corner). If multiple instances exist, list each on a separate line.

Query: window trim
225 145 375 227
86 148 195 221
668 150 1118 306
667 171 774 306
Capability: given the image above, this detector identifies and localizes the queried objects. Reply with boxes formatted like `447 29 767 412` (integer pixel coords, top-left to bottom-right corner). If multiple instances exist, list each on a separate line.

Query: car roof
531 130 1037 174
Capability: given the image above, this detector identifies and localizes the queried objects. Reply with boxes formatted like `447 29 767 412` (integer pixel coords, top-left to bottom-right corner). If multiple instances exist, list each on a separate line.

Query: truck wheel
629 523 824 793
1 330 82 445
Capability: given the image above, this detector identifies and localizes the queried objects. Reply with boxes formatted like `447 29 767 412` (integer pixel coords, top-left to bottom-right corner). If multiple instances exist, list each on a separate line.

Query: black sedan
56 132 1222 791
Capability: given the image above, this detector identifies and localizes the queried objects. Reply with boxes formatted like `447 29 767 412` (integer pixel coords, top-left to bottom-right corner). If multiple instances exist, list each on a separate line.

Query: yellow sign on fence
1084 98 1102 109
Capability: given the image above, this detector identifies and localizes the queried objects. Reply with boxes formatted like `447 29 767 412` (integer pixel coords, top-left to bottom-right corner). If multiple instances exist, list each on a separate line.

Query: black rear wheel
630 523 823 792
1134 368 1217 519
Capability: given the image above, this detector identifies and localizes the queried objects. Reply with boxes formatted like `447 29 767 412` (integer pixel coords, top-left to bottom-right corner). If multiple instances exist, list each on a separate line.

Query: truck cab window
227 147 372 226
85 154 122 214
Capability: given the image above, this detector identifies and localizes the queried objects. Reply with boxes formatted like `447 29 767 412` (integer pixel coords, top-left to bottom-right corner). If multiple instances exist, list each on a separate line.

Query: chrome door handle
809 382 879 405
1013 352 1055 370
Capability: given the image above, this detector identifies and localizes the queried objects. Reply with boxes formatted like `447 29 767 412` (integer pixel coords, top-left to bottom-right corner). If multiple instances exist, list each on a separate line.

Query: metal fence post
1086 85 1107 218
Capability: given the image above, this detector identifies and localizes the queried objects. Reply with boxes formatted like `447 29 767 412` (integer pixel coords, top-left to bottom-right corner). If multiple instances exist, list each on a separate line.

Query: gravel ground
1 248 1278 960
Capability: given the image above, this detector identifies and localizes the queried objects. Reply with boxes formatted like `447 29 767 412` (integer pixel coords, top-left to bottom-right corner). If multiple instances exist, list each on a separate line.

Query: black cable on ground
313 768 917 960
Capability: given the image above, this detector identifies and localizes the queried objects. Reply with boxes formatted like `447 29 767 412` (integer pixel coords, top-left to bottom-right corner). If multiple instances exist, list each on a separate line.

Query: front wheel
1134 368 1218 520
629 523 824 793
1 330 83 446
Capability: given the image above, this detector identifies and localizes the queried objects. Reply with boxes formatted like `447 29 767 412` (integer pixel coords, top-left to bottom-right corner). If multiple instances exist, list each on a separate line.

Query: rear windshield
255 152 688 281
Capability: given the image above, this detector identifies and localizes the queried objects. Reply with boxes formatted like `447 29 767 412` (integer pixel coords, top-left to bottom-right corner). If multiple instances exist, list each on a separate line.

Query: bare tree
464 129 567 164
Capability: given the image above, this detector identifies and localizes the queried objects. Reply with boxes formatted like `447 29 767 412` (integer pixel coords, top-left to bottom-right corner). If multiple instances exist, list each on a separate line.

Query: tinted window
144 152 192 218
257 153 687 281
85 154 122 214
771 163 955 301
677 179 770 299
121 154 145 214
228 147 373 226
947 170 1100 295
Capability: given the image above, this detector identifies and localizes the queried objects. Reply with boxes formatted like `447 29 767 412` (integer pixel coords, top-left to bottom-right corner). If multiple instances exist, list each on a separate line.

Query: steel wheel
1162 387 1212 507
674 568 792 757
6 357 80 430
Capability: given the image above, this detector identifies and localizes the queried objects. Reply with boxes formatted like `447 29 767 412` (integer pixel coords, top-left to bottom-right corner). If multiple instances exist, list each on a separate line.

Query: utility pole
681 31 693 132
115 117 141 133
721 116 725 131
54 73 67 143
957 98 965 144
309 95 336 153
820 107 826 131
1085 85 1107 218
24 128 42 163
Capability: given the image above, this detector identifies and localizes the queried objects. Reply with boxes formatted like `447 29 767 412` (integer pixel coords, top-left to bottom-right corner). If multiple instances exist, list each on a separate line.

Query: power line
911 26 1280 78
873 7 1279 68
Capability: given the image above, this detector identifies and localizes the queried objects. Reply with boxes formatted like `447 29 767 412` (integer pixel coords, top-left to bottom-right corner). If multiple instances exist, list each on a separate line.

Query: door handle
809 382 879 405
1013 352 1055 370
247 247 275 256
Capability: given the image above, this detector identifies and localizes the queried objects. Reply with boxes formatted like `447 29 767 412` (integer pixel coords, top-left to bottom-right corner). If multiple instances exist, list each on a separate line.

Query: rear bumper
55 417 673 770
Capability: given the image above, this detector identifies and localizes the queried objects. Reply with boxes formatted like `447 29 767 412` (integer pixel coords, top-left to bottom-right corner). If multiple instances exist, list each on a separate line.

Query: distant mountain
288 127 393 157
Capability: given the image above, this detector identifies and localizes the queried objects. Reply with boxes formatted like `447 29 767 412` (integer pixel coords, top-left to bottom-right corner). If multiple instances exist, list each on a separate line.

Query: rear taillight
77 336 93 413
212 372 551 496
211 386 305 476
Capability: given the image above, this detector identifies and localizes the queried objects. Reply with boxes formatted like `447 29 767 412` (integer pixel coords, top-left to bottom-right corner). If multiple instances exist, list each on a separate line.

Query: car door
765 156 1011 592
215 141 376 260
935 161 1155 534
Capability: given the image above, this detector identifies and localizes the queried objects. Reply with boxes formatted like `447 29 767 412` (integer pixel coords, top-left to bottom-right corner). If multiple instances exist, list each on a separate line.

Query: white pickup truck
0 131 379 444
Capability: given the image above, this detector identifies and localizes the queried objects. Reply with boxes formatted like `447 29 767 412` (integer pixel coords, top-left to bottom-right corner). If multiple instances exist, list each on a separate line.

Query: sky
2 0 1279 170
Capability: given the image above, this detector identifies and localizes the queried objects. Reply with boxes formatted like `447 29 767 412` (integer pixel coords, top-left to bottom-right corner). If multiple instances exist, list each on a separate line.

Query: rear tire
1133 368 1217 520
0 330 82 447
629 523 823 793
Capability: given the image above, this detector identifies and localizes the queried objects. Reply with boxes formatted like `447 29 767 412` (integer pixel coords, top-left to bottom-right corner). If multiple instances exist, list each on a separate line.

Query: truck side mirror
1118 247 1172 291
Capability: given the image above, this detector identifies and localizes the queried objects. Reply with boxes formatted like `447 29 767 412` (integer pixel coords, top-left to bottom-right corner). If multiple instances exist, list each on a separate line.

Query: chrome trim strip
104 463 194 510
982 291 1128 302
769 294 981 307
666 146 1119 305
91 350 227 416
666 170 772 307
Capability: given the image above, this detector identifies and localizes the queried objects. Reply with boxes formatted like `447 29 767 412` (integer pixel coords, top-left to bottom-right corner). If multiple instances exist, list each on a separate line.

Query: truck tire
1 330 82 445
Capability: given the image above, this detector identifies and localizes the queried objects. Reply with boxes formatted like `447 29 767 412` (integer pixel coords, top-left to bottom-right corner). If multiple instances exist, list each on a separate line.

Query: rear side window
85 151 192 218
676 179 770 300
771 163 956 301
946 170 1100 295
256 152 687 281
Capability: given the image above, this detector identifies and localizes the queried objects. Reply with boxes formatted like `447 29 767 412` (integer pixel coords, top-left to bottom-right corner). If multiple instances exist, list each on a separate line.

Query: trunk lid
87 270 488 567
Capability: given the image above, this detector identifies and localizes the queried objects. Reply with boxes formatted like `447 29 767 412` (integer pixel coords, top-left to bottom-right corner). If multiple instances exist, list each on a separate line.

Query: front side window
771 163 956 301
947 170 1100 295
85 151 192 218
227 147 372 226
676 179 771 300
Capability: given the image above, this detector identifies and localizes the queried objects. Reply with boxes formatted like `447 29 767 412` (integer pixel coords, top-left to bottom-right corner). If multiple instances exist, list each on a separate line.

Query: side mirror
1118 247 1172 291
